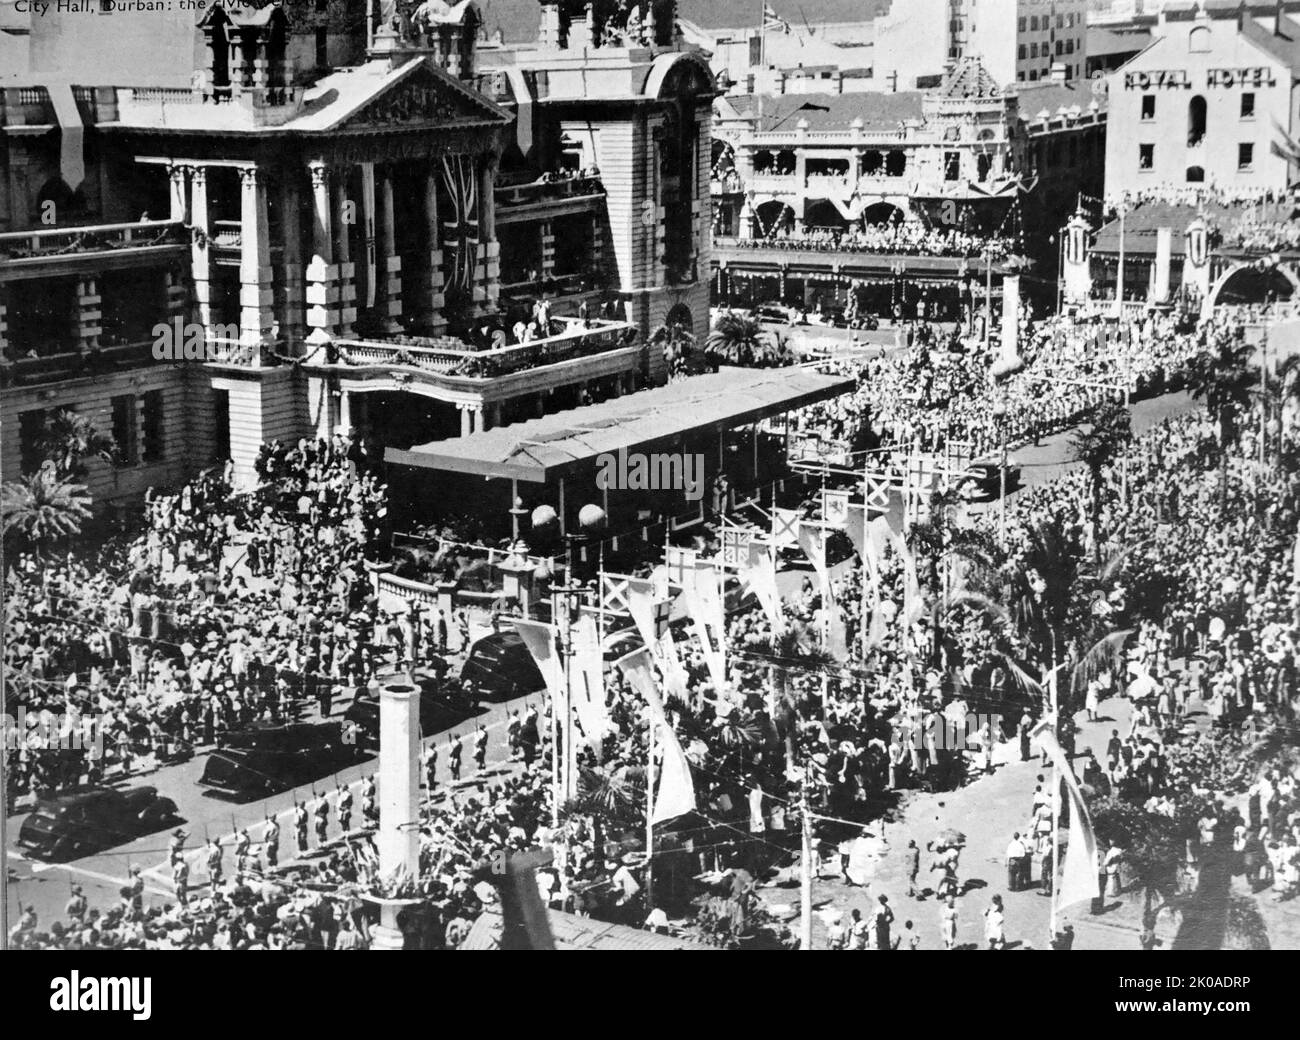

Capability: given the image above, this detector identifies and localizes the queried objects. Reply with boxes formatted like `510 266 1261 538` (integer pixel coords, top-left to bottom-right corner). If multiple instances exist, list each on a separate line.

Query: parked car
460 631 546 702
752 304 802 326
344 670 480 752
198 721 366 799
17 786 180 861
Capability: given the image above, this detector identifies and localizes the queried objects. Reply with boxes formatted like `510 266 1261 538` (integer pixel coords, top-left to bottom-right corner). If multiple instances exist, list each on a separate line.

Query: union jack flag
441 154 479 296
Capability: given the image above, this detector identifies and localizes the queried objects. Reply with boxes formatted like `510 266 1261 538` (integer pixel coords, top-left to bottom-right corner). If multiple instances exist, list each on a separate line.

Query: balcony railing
0 220 187 263
494 175 605 209
0 342 157 390
333 316 637 381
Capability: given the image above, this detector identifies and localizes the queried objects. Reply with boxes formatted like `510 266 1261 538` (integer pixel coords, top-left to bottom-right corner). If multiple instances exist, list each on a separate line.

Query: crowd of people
734 222 1018 260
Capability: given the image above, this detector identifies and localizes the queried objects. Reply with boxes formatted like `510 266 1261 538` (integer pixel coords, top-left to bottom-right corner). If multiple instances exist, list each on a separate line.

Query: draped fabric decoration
569 614 610 749
682 562 727 693
617 648 697 825
440 154 479 296
742 541 785 633
1033 720 1100 910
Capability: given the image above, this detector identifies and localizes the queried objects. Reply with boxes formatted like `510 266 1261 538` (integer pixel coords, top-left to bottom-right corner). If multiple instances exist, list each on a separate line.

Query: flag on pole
1033 719 1100 910
569 614 609 743
742 541 785 632
681 562 727 693
762 3 789 31
512 619 564 701
771 507 800 548
822 488 850 529
617 648 697 824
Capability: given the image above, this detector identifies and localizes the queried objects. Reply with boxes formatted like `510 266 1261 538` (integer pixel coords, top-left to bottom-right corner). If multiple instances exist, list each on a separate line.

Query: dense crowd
737 223 1017 260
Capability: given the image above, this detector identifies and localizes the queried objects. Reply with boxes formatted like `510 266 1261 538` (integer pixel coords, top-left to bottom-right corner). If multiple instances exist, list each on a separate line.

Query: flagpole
800 771 813 950
1049 667 1059 943
646 713 656 912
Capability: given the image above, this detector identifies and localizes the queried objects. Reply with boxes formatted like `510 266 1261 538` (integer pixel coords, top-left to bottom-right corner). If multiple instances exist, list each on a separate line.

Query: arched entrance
861 202 905 227
805 199 848 235
1207 263 1299 309
664 302 694 337
755 199 793 237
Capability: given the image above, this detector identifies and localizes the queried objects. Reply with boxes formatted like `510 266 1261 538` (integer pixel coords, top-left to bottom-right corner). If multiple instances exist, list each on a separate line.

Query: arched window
1186 165 1205 183
1188 95 1207 146
1189 26 1210 53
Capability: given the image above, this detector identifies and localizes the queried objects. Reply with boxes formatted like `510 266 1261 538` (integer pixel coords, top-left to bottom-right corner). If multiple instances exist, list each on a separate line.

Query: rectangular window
111 394 138 467
1238 142 1254 170
1018 44 1026 60
1030 15 1038 30
1141 94 1155 120
1241 92 1256 119
1056 40 1064 56
212 389 230 462
944 151 960 181
1018 16 1026 31
1066 38 1074 54
1030 42 1038 58
315 27 327 67
141 389 165 464
1139 143 1154 170
19 409 46 475
749 35 762 67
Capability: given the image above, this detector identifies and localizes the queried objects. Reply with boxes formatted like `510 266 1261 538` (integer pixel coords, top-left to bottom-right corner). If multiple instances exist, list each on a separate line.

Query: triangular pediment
303 58 512 135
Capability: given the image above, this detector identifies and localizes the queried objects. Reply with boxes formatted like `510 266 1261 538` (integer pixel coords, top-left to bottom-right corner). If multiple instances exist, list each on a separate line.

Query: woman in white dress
983 895 1006 950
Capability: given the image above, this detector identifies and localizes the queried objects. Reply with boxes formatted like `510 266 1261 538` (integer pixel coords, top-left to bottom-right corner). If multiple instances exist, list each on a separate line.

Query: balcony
493 175 605 225
0 342 156 390
0 220 189 283
322 316 640 404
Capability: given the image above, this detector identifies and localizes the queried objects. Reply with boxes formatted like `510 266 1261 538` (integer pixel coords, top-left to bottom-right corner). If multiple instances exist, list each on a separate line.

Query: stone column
459 403 473 437
190 166 214 333
377 166 403 333
425 171 446 333
333 171 357 336
238 166 275 359
280 171 305 348
167 162 189 223
0 286 8 357
476 157 500 312
305 161 339 346
164 267 189 324
372 677 421 951
540 220 555 279
76 277 101 352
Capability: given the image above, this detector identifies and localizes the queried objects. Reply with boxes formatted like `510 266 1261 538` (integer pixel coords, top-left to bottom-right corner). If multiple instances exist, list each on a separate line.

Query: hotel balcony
312 316 640 407
0 220 189 283
0 341 157 390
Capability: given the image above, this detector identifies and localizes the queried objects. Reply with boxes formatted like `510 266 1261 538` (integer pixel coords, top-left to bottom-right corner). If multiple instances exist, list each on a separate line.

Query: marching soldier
263 814 280 869
168 827 189 867
172 859 190 907
423 743 438 794
336 783 353 833
127 864 145 916
449 734 462 782
293 800 310 855
473 725 488 772
234 828 251 874
314 792 330 845
361 775 378 826
507 710 521 760
206 838 224 887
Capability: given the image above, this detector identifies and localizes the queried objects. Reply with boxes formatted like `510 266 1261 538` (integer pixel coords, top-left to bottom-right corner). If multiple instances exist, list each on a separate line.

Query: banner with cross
720 525 756 569
664 546 697 588
941 439 973 486
863 467 903 512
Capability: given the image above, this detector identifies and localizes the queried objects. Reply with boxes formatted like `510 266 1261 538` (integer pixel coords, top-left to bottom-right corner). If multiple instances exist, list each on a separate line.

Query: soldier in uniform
361 775 378 826
473 726 488 772
423 743 438 794
294 800 310 855
507 711 521 760
449 734 462 782
173 859 190 907
168 827 189 867
336 783 353 833
314 792 330 845
234 828 251 874
263 814 280 868
206 838 224 888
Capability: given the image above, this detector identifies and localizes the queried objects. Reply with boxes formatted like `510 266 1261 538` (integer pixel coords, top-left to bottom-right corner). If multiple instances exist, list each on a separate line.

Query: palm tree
1069 398 1132 554
705 311 774 368
1186 336 1259 510
649 321 697 381
35 409 117 480
561 761 646 859
1 464 93 554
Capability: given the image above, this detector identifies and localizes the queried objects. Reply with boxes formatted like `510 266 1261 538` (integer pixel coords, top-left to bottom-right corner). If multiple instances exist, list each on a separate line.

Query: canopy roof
386 367 854 483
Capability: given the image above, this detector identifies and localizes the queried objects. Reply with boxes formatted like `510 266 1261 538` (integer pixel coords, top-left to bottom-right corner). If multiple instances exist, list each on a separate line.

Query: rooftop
1092 199 1298 255
722 91 925 133
386 366 855 483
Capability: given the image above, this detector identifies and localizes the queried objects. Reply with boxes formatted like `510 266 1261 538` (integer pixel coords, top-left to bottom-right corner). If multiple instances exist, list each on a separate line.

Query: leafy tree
1 464 93 554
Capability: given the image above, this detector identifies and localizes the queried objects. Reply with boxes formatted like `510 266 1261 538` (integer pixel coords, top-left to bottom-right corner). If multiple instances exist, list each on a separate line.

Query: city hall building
0 1 714 507
1103 3 1300 199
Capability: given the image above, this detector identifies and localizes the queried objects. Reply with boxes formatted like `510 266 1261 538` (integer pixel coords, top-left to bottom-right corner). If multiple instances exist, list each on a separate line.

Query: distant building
1103 4 1300 201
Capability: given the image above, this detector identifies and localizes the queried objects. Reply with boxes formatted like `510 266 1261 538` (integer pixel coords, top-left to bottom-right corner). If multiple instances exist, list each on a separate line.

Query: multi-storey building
709 59 1105 314
0 1 714 507
874 0 1089 91
1103 3 1300 199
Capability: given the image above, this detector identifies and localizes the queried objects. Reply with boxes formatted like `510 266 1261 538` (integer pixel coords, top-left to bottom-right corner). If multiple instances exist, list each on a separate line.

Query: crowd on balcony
731 222 1019 260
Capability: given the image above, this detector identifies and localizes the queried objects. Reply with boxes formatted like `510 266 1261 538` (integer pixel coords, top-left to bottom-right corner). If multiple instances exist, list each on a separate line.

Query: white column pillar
190 165 214 333
373 677 421 951
378 166 403 333
334 171 357 336
425 170 446 332
280 171 305 347
238 165 275 359
477 156 499 312
305 161 338 346
460 403 472 438
167 162 189 223
76 277 101 352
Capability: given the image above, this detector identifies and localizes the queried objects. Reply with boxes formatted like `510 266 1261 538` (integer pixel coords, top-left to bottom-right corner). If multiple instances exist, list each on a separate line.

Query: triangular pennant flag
1033 719 1100 910
617 648 696 824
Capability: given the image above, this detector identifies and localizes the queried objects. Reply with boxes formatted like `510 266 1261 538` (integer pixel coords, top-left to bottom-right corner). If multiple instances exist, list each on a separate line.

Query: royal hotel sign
1123 67 1279 90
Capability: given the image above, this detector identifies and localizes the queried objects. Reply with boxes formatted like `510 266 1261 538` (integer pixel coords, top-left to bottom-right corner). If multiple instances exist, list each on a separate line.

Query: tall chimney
538 2 563 49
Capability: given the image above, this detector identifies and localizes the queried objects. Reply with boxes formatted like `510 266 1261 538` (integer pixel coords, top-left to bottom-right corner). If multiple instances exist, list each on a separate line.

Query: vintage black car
198 721 365 799
460 631 546 702
17 786 180 861
344 670 480 751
